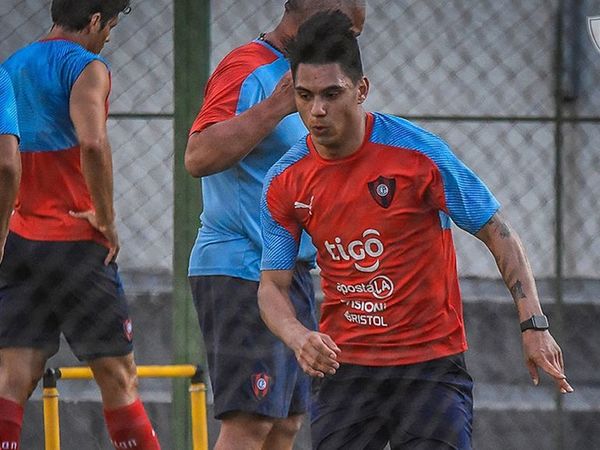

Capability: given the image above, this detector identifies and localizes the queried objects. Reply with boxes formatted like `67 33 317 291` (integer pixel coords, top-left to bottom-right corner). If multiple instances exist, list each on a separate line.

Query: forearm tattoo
510 280 527 300
488 216 511 238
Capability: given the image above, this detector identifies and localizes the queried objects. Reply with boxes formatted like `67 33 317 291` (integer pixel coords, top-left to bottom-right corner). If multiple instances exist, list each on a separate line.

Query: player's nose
310 99 327 116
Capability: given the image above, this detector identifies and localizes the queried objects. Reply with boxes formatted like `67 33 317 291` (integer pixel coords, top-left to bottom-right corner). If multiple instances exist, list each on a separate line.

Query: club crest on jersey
368 176 396 208
251 373 271 399
123 319 133 342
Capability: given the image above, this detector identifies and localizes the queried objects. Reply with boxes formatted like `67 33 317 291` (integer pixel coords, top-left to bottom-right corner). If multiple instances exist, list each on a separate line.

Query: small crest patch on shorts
251 373 271 399
123 319 133 342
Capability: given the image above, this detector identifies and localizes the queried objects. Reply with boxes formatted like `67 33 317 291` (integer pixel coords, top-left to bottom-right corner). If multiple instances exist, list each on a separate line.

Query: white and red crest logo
368 176 396 209
251 373 271 399
123 319 133 342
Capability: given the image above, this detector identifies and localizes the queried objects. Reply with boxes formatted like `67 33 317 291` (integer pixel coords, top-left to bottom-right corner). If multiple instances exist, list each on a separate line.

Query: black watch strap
520 314 549 332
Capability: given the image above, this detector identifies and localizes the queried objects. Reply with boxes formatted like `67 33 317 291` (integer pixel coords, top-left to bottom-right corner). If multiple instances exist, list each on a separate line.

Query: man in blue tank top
0 2 161 448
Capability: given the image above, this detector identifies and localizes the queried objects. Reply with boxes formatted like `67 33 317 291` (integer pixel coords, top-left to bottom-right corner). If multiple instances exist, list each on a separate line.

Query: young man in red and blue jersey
259 11 574 450
184 1 365 448
0 67 21 266
0 1 160 448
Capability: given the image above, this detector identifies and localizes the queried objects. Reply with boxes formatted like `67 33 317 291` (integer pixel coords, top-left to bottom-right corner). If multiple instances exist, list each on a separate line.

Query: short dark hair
51 0 131 31
287 10 363 83
285 0 366 13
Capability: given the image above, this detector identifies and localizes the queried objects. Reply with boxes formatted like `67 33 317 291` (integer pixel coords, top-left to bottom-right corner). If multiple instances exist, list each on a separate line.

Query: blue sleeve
236 73 266 115
370 113 499 234
260 165 300 271
429 140 500 234
0 67 20 139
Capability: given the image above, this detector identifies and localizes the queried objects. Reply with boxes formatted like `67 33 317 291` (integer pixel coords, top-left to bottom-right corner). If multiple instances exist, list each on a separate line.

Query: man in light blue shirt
184 1 366 448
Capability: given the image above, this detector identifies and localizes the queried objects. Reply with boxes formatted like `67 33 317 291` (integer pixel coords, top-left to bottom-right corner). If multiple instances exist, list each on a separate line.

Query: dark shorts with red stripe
0 232 133 361
311 353 474 450
189 263 317 419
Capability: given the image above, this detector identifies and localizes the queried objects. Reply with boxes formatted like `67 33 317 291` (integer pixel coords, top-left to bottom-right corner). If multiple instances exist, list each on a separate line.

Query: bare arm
476 211 573 393
0 134 20 263
184 72 296 178
258 269 340 378
69 60 118 265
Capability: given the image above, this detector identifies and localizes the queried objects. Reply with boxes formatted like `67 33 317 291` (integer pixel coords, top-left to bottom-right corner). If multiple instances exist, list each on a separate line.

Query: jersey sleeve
427 139 500 234
0 67 19 139
190 60 266 134
261 167 302 271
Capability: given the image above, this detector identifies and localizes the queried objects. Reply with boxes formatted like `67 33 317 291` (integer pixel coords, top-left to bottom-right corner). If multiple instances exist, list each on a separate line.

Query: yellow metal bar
43 387 60 450
55 367 92 380
138 365 198 378
189 382 208 450
58 364 198 380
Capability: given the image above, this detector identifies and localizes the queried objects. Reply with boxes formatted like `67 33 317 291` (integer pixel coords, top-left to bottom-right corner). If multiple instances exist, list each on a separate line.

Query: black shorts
0 232 133 361
311 354 474 450
190 263 317 419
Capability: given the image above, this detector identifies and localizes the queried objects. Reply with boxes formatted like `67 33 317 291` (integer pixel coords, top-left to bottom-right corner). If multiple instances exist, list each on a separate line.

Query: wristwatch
520 314 549 332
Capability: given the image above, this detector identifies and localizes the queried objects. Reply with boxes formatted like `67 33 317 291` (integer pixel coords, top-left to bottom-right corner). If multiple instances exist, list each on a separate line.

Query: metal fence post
43 369 61 450
173 0 211 448
553 1 566 449
189 367 208 450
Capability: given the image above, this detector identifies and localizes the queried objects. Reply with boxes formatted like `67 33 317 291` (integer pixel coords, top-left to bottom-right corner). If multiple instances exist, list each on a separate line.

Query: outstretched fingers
522 331 573 394
526 359 540 386
528 350 573 393
549 352 573 394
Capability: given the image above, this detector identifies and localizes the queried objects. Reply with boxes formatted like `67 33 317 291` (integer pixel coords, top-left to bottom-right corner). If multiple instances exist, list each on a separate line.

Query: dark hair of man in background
51 0 131 30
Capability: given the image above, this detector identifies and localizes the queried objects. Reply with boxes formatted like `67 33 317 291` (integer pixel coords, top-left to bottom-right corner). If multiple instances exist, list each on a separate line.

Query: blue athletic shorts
189 263 317 419
0 232 133 361
311 353 474 450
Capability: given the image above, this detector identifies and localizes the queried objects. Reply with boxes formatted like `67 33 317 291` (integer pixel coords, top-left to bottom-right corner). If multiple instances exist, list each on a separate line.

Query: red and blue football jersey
3 39 110 245
262 113 500 366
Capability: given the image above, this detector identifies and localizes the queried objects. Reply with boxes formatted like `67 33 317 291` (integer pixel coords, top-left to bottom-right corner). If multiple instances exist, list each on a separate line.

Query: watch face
532 315 549 328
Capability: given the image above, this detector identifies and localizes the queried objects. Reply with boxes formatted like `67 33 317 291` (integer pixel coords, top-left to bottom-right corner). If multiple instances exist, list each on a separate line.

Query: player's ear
88 12 102 33
357 76 369 104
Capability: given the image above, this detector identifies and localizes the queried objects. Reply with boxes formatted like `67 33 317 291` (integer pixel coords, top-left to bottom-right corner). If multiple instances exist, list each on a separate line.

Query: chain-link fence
2 0 599 449
212 4 600 448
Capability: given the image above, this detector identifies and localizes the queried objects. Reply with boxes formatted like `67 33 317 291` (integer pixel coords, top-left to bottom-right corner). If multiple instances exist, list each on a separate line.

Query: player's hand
69 210 120 265
521 330 573 394
269 71 297 117
291 330 341 378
